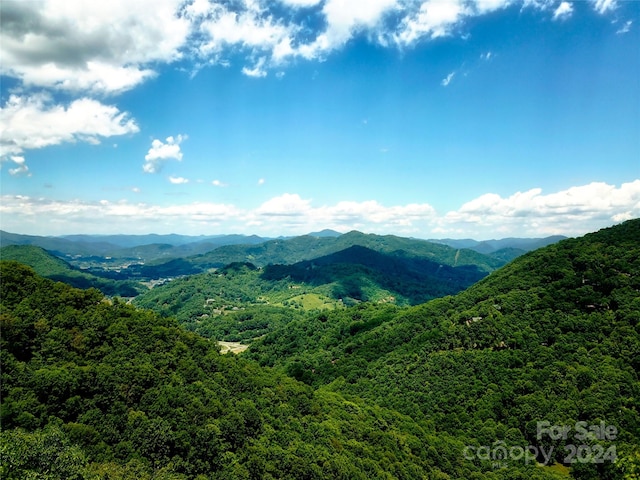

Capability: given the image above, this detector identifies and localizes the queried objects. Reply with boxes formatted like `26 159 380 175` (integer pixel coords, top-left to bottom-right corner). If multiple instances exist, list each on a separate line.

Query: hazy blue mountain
0 231 270 263
307 229 343 237
430 235 567 254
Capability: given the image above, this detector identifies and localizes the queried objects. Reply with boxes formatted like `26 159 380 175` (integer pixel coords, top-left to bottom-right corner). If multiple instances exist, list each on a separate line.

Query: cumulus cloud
278 0 322 7
255 193 312 217
0 195 243 235
0 0 189 95
1 181 638 237
143 135 186 173
591 0 617 14
1 155 31 177
1 0 627 85
212 179 228 187
553 1 573 20
189 1 295 68
298 0 399 57
169 176 189 184
229 194 437 233
0 93 139 160
435 180 640 238
395 0 469 44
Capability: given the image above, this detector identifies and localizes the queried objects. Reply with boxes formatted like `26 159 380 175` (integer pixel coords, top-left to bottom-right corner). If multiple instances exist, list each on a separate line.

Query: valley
1 220 639 479
0 229 561 344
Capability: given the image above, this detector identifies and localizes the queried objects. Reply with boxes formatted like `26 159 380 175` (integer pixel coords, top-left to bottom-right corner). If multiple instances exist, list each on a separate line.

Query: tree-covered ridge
1 261 566 479
188 230 507 272
132 262 313 342
247 219 640 478
262 244 487 304
133 244 489 343
0 245 143 297
3 220 637 479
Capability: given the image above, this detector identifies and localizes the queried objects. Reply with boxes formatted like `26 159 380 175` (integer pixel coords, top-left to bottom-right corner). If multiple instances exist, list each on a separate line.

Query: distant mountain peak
307 229 343 238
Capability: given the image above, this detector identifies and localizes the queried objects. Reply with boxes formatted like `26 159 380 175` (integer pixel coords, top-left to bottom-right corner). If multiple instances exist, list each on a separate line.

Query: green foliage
0 245 144 297
191 230 506 272
0 423 92 480
262 245 487 305
3 219 637 479
132 263 313 342
2 259 514 479
247 220 640 477
134 245 488 343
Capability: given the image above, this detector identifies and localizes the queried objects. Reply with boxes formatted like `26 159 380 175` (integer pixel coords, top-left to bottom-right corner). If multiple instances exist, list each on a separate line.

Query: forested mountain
2 261 560 479
189 230 505 272
0 245 143 297
262 245 487 304
2 230 512 283
133 245 488 342
246 219 640 478
133 262 313 342
2 221 637 479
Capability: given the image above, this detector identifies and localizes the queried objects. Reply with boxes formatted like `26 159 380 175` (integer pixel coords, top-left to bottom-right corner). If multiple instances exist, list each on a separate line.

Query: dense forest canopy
1 219 639 479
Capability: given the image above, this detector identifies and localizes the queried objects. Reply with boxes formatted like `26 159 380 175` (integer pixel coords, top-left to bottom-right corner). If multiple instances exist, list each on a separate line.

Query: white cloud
441 72 455 86
0 195 243 235
255 193 312 217
553 1 573 20
143 134 186 173
472 0 513 14
296 0 399 59
1 155 31 177
1 181 638 237
591 0 617 14
169 176 189 184
191 2 295 64
436 180 640 238
0 0 189 94
212 179 228 187
245 195 437 233
1 0 627 88
258 178 266 185
278 0 322 7
242 57 268 77
0 93 139 160
395 0 469 45
616 20 632 34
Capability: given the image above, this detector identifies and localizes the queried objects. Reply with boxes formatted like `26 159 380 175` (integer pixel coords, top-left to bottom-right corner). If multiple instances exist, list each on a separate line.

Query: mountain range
1 219 638 479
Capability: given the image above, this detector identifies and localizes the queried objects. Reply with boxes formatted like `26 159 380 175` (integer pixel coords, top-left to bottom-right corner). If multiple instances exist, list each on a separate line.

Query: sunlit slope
247 219 640 477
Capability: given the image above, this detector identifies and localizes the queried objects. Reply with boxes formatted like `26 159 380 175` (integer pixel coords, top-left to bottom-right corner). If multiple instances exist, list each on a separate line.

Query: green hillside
133 262 314 342
133 245 488 342
2 220 638 479
1 261 560 480
186 230 506 273
262 245 487 304
247 219 640 478
0 245 143 297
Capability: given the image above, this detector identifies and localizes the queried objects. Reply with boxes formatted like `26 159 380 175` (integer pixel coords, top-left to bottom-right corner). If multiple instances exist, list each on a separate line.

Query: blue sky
1 0 639 239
